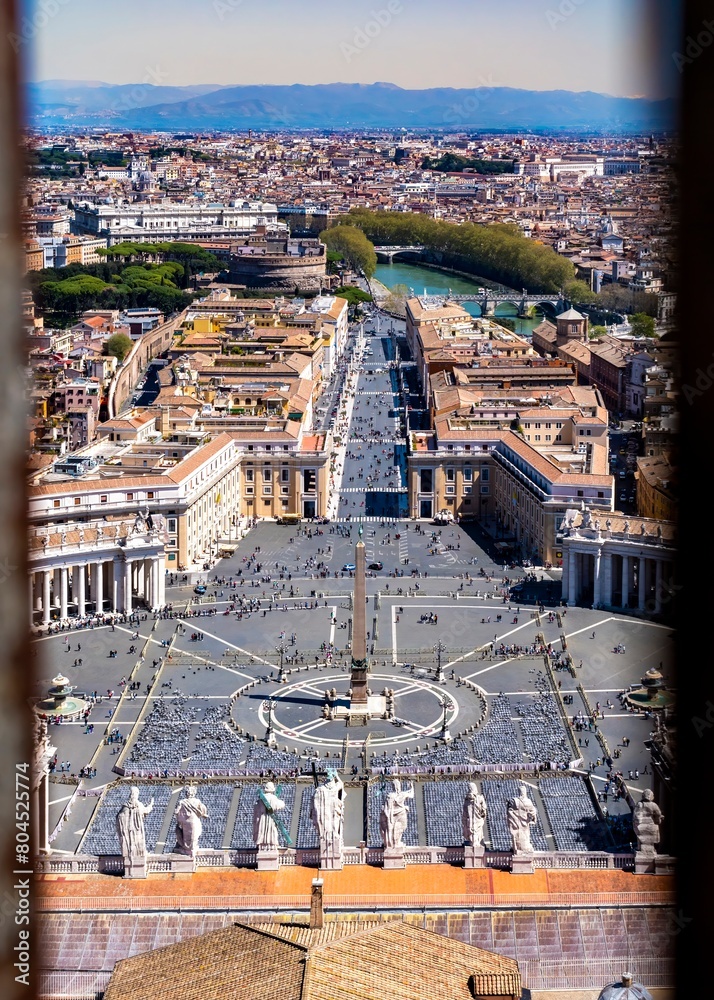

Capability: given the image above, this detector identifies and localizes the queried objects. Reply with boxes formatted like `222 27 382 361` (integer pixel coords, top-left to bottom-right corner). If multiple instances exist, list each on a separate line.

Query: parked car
194 584 207 595
342 563 356 572
368 561 383 571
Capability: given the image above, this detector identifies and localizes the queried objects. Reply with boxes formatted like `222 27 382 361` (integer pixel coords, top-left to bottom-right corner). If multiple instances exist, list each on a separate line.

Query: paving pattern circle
232 668 486 748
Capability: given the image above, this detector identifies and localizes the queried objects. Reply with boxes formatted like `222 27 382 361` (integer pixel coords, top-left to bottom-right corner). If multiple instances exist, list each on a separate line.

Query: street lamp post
439 694 454 743
433 640 447 683
263 698 278 747
275 641 287 683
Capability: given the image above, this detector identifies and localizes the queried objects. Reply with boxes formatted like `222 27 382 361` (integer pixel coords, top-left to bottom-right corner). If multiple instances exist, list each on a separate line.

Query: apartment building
409 379 612 564
29 423 330 577
73 200 279 244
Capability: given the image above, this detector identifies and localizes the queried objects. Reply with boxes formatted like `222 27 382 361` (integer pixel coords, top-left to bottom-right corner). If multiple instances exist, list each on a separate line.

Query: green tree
384 283 409 316
334 285 372 306
422 153 515 174
629 313 656 338
331 209 575 292
103 333 134 362
589 325 607 340
320 226 377 278
563 279 597 305
326 250 344 275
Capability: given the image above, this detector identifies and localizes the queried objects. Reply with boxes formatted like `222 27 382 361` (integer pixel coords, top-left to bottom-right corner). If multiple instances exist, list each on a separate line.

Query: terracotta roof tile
102 917 521 1000
104 923 307 1000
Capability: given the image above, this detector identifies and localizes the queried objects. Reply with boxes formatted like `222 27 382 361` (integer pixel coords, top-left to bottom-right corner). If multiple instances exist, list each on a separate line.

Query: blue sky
24 0 682 98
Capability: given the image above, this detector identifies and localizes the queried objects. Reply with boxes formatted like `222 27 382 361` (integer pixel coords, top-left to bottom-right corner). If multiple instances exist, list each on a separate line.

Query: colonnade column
621 555 629 609
29 575 34 625
59 566 68 619
149 558 158 609
157 555 166 607
592 548 602 608
638 557 647 611
42 570 51 625
94 562 104 613
112 556 122 613
602 553 613 608
76 564 86 618
568 549 577 605
655 560 663 614
124 559 133 614
561 545 569 600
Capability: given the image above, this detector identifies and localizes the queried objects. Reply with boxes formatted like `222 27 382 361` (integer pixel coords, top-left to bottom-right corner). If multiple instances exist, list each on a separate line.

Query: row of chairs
188 707 245 770
470 694 522 764
123 698 198 772
518 691 572 765
423 780 470 846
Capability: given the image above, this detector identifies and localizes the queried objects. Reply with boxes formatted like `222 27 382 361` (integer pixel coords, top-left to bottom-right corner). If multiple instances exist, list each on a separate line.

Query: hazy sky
25 0 682 98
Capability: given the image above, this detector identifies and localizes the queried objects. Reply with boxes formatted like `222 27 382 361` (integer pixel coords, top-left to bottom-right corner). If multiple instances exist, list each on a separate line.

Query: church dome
598 971 654 1000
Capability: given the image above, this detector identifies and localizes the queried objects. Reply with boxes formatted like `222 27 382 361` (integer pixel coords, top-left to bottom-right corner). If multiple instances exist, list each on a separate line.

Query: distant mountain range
27 81 677 132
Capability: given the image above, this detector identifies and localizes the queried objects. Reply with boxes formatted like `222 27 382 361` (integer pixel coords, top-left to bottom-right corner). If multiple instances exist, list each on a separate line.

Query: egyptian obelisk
350 526 369 705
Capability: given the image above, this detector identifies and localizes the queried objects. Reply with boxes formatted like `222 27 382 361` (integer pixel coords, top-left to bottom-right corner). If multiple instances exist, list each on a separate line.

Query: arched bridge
373 245 425 261
411 289 566 317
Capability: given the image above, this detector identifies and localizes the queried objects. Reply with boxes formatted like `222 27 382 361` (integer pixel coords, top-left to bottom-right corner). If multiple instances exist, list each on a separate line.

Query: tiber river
374 259 547 337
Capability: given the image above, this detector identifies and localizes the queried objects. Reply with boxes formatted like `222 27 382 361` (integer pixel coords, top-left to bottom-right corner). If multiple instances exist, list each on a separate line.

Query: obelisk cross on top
350 526 369 705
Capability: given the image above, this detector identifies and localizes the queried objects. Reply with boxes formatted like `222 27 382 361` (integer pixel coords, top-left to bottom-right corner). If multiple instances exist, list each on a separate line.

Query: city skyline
23 0 682 100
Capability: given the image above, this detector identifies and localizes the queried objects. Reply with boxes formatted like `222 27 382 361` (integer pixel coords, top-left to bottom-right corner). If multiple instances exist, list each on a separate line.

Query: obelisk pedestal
350 537 369 705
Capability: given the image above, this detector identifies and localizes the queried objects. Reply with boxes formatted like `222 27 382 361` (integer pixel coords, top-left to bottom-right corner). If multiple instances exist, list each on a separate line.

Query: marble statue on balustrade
173 784 208 856
116 786 154 877
462 782 487 847
132 510 147 534
252 781 286 851
311 769 345 869
149 511 165 533
633 788 663 858
506 783 538 855
380 779 414 851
